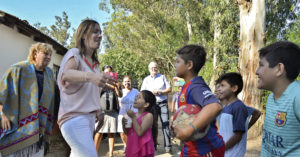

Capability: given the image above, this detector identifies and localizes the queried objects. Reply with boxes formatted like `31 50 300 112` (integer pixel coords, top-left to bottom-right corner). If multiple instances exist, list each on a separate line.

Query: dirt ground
245 135 262 157
47 99 261 157
46 125 261 157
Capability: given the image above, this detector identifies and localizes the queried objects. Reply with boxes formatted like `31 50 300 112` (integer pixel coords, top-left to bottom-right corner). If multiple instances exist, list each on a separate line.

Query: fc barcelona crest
180 94 185 103
275 111 287 127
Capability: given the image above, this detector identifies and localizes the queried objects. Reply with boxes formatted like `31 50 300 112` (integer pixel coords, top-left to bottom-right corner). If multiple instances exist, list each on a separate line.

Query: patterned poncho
0 61 55 156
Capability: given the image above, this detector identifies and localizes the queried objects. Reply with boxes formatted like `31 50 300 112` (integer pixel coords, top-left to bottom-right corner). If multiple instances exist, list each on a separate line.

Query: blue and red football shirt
178 77 224 157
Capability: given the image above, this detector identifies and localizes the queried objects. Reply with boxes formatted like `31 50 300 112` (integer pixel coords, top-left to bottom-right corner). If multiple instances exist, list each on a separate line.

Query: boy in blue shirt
216 72 261 157
256 41 300 156
172 45 225 157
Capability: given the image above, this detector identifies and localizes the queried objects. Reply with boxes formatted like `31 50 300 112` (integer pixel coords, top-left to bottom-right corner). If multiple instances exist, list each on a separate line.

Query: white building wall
0 24 63 78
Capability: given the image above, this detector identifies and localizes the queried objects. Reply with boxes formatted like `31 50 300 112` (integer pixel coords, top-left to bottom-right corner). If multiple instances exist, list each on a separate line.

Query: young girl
123 90 156 157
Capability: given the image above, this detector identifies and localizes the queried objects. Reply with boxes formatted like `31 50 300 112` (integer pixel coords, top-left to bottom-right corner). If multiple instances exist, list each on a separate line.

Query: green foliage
260 90 271 112
50 11 71 47
100 2 186 84
99 48 149 87
286 11 300 84
34 22 51 36
99 0 111 13
265 0 299 43
34 11 75 49
286 12 300 46
99 0 240 88
99 0 299 96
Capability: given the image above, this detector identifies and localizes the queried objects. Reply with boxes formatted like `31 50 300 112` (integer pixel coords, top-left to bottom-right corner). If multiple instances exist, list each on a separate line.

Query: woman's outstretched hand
88 72 116 89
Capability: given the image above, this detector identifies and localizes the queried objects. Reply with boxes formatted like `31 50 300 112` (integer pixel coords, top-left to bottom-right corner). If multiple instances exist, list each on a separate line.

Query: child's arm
225 131 244 150
171 100 175 113
174 102 222 141
215 117 220 129
128 110 153 136
122 117 129 135
248 109 261 129
225 103 248 149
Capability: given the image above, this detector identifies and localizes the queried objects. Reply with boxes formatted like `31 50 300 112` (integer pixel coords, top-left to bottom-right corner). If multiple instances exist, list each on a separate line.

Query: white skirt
117 115 125 133
96 111 118 133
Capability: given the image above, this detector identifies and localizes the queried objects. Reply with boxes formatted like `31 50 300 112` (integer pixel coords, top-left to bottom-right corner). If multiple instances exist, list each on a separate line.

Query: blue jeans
60 114 97 157
154 101 171 150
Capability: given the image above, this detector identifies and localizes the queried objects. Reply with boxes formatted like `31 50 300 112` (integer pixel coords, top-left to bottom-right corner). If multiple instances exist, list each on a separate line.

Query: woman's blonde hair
27 42 53 63
75 19 99 63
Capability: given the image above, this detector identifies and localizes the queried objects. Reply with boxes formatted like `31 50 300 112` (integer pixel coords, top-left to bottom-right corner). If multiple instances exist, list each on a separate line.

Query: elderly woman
0 42 55 157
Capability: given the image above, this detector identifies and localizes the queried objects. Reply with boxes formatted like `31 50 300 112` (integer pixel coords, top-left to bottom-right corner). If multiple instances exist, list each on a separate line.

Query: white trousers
61 114 97 157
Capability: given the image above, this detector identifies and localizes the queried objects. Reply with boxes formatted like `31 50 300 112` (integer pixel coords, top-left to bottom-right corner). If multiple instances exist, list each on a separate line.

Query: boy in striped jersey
256 41 300 156
172 45 225 157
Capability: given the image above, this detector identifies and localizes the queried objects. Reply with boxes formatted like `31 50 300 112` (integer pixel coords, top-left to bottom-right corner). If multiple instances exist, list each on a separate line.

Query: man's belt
157 100 167 105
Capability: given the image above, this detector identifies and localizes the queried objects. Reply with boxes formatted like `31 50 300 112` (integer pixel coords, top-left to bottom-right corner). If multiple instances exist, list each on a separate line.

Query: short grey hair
148 61 158 69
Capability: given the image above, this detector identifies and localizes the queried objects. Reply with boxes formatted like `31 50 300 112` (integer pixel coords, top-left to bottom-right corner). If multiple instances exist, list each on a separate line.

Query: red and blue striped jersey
178 77 224 156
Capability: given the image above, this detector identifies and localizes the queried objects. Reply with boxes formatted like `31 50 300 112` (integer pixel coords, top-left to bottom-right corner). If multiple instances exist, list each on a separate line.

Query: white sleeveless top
57 48 101 126
119 88 139 115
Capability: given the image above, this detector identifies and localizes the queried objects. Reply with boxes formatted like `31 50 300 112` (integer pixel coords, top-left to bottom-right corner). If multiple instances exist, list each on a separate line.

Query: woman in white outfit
117 76 139 151
57 19 114 157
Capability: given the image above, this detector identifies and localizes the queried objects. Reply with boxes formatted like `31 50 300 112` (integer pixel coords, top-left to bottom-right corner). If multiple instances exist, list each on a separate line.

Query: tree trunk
237 0 265 138
186 10 193 41
209 12 221 90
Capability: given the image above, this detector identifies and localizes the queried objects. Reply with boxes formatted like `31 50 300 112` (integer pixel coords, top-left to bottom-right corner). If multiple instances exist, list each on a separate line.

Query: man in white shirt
141 61 172 153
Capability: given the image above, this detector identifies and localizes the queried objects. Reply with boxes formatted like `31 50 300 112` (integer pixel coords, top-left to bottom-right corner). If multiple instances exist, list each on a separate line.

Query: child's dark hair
218 72 243 96
140 90 157 146
102 65 113 71
140 90 156 112
259 41 300 81
176 45 207 75
215 77 221 85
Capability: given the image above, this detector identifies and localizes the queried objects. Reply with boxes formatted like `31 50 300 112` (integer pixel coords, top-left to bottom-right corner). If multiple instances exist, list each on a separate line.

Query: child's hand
122 117 128 134
127 110 136 118
169 120 173 131
169 120 175 138
173 125 194 141
122 116 127 126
